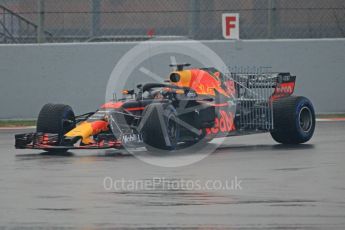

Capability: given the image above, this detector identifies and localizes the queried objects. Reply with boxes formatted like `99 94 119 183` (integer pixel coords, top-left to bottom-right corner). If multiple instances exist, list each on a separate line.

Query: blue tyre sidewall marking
295 97 315 139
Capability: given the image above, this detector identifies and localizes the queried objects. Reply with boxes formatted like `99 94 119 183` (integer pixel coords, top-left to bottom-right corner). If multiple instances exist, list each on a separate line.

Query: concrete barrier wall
0 39 344 119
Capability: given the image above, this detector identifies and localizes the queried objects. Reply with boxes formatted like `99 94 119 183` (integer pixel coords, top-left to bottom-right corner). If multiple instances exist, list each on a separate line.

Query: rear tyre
36 103 76 152
270 96 315 144
141 103 179 151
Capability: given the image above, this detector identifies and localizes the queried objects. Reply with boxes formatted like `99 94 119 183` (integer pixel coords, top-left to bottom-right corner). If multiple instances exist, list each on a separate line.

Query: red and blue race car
15 64 315 152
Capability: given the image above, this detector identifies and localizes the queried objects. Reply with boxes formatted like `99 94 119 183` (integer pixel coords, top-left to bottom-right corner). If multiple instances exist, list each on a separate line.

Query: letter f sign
222 13 239 39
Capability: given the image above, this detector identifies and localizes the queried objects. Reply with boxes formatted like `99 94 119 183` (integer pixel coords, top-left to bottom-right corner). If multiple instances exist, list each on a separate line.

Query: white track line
316 118 345 122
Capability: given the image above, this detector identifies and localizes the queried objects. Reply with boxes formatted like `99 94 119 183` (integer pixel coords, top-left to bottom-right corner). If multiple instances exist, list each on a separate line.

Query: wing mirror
122 89 135 95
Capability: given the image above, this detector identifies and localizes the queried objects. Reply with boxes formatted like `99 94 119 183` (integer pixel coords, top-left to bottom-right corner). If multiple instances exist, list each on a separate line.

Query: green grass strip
0 120 36 127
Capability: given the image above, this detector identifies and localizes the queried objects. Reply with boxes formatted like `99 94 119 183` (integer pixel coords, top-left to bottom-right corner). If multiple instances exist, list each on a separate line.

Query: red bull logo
206 110 236 135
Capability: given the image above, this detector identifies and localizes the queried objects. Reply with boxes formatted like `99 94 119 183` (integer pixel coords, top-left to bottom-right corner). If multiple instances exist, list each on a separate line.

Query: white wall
0 39 344 119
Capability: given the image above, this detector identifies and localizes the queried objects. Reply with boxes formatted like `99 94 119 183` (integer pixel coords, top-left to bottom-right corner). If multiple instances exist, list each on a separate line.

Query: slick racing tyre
36 103 76 151
141 103 180 151
270 96 315 144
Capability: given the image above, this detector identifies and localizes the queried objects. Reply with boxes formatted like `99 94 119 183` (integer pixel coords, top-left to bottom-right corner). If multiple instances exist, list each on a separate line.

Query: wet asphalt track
1 121 345 229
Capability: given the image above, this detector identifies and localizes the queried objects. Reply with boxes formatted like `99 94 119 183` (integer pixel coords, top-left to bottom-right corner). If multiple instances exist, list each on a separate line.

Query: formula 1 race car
15 64 315 152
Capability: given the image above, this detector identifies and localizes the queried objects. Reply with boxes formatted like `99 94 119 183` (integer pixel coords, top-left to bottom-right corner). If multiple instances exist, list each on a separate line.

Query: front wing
15 132 123 150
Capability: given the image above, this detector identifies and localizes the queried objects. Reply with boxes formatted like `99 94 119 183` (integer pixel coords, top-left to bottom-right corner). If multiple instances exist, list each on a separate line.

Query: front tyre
270 96 315 144
36 103 76 152
141 103 180 151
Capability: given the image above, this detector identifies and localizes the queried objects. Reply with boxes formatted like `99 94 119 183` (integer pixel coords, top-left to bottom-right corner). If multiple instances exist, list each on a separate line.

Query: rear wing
271 73 296 100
